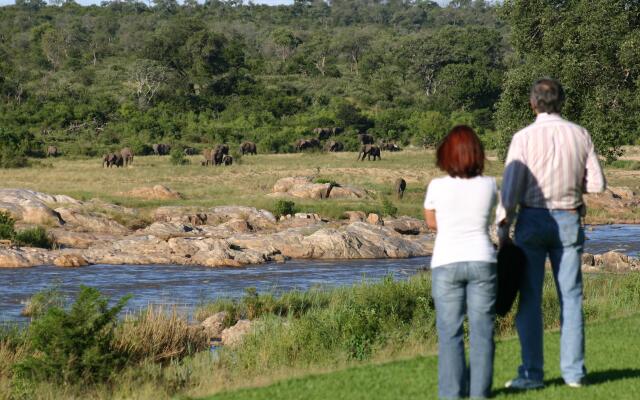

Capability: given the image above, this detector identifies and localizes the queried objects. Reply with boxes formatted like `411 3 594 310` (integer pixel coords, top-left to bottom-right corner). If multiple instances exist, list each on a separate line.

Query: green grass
202 314 640 400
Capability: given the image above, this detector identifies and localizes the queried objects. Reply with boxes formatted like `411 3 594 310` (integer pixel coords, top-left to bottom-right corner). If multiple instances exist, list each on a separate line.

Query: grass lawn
202 314 640 400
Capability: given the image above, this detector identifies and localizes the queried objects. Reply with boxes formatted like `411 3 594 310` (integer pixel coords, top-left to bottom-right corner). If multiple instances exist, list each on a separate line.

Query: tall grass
1 272 639 399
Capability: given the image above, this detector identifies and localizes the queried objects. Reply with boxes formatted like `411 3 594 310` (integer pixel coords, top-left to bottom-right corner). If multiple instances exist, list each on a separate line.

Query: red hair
436 125 485 178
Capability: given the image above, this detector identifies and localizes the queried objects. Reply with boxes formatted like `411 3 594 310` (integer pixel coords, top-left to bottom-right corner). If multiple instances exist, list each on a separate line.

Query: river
0 224 638 322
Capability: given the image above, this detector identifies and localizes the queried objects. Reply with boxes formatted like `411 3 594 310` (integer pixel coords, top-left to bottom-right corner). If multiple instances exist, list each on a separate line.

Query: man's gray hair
530 78 565 114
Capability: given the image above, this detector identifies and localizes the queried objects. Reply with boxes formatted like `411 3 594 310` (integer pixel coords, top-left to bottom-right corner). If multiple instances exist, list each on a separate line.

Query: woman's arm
423 209 437 232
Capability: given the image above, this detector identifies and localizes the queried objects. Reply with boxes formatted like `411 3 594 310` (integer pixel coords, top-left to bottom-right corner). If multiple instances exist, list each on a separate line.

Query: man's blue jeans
432 262 497 399
514 208 586 384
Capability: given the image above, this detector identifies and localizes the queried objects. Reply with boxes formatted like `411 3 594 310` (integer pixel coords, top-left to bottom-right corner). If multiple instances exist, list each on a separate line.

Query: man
497 78 606 390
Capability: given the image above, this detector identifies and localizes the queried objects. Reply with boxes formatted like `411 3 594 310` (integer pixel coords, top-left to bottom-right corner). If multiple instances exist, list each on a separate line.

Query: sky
0 0 294 5
0 0 456 7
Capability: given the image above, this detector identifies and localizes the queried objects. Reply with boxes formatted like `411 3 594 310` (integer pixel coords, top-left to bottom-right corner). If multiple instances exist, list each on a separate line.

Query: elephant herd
294 128 401 162
202 144 233 166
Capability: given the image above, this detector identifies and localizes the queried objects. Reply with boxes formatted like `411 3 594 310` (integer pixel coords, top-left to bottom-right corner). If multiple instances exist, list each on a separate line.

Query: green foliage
314 178 339 186
606 159 640 170
497 0 640 161
272 199 296 217
0 211 16 240
13 286 130 386
0 128 30 169
169 147 190 165
381 198 398 217
14 226 54 249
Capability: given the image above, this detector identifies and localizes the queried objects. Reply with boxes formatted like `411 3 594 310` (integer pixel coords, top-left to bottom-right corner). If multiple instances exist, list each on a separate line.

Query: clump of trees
0 0 636 166
496 0 640 161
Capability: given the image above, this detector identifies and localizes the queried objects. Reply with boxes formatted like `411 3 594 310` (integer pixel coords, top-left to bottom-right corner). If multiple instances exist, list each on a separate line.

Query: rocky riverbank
0 189 433 268
0 188 638 271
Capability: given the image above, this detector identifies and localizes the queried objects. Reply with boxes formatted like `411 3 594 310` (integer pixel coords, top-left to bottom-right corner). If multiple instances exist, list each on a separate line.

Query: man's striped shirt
498 113 606 224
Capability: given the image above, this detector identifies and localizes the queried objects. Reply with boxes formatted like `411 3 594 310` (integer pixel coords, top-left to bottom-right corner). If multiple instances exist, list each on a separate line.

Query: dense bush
14 287 130 387
0 211 16 240
169 148 189 166
0 128 30 169
14 227 54 249
273 200 296 218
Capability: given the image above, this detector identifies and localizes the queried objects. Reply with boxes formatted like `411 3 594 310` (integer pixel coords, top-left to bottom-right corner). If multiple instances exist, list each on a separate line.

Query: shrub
381 198 398 217
0 128 30 169
170 148 190 165
13 286 130 386
273 199 296 217
314 178 339 186
14 226 54 249
0 211 16 240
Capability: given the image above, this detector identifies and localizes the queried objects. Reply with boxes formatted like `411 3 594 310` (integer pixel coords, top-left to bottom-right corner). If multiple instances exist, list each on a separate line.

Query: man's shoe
566 381 584 388
504 377 544 390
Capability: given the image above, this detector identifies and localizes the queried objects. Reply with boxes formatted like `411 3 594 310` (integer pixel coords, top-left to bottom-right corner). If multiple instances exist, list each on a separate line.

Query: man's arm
497 135 527 228
583 133 606 193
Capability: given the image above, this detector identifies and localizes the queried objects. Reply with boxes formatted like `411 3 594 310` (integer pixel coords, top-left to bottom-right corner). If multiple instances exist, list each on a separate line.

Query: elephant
295 138 321 152
213 144 229 165
313 127 333 141
380 141 401 152
46 146 59 157
120 147 134 166
183 147 198 155
395 178 407 200
358 144 381 161
103 153 122 168
324 140 344 152
240 141 257 155
152 143 171 156
358 133 374 145
222 154 233 166
332 127 344 135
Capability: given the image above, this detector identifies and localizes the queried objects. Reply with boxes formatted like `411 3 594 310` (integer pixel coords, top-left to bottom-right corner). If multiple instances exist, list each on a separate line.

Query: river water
0 224 638 322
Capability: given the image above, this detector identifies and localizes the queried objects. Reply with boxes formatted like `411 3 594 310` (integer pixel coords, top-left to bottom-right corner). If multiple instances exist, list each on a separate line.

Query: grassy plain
203 314 640 400
0 148 639 223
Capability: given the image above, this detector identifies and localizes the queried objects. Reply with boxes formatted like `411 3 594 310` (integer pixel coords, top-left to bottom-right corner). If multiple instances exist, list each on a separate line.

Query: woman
424 125 498 399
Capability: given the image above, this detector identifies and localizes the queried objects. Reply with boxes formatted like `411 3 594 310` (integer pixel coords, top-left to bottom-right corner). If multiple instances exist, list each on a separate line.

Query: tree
496 0 640 161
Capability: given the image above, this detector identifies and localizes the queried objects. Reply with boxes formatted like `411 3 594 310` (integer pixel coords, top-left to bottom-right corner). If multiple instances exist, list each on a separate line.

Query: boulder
221 320 253 347
270 176 370 200
55 208 129 235
154 206 276 231
581 252 595 266
344 211 366 222
0 247 54 268
0 188 76 225
138 222 203 239
49 229 108 249
366 213 383 226
122 185 183 200
597 251 633 271
53 254 89 268
201 311 228 339
383 216 429 235
295 213 321 221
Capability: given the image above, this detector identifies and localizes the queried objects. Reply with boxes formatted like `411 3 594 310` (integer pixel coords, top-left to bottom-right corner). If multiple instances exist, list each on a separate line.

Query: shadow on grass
494 369 640 396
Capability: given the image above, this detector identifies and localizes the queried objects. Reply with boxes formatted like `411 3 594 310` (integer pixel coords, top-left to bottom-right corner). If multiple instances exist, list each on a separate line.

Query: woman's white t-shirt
424 175 497 268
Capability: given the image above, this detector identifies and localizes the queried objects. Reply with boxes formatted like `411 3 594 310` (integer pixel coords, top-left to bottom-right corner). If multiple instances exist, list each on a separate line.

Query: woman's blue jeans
432 262 497 399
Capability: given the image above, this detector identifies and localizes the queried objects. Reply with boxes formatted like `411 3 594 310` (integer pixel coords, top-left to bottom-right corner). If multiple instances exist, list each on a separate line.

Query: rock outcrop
154 206 277 231
582 251 639 272
270 176 370 199
0 189 79 225
201 311 228 339
585 186 640 223
221 319 253 346
121 185 183 200
53 254 89 268
0 247 54 268
55 208 129 235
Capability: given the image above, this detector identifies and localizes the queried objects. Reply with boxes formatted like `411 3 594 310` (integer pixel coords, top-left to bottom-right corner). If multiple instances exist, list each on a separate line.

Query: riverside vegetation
0 272 638 399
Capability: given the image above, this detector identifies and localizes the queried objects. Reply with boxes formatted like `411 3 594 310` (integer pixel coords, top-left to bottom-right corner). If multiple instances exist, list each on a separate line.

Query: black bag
496 243 526 317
